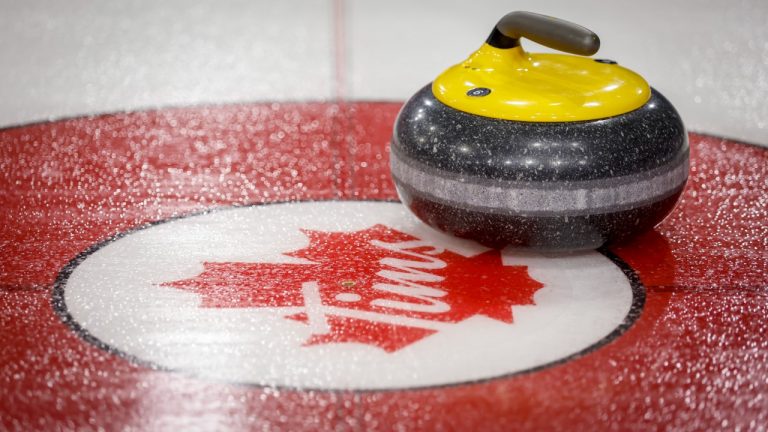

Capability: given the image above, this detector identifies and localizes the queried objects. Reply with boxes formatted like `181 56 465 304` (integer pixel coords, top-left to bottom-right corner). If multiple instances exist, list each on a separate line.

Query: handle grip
487 11 600 56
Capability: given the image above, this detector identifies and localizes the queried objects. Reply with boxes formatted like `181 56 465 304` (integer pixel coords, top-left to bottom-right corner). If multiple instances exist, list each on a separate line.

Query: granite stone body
391 84 689 250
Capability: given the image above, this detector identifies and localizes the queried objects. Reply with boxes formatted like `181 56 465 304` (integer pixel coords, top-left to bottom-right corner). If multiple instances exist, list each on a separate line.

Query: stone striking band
391 146 689 216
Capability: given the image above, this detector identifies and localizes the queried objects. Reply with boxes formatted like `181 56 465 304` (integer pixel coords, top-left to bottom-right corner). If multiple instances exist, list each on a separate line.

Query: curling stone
390 11 688 250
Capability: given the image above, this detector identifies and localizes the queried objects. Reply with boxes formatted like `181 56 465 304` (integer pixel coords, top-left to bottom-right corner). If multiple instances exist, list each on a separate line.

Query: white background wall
1 0 766 145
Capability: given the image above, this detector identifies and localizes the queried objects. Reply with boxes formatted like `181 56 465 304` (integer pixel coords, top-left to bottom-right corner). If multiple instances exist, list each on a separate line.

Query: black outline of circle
52 199 646 393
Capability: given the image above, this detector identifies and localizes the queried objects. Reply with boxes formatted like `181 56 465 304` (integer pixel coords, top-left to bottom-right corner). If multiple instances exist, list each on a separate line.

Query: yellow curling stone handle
433 11 651 122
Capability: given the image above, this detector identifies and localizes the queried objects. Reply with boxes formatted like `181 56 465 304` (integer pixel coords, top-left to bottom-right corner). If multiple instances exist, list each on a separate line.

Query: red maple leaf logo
162 224 544 352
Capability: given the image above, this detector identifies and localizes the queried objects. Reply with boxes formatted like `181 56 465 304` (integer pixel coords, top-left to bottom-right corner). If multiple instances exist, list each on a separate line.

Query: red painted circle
1 103 766 430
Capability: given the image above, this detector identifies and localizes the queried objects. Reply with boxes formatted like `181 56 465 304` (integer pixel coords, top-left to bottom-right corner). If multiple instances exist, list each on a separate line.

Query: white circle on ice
60 201 639 390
